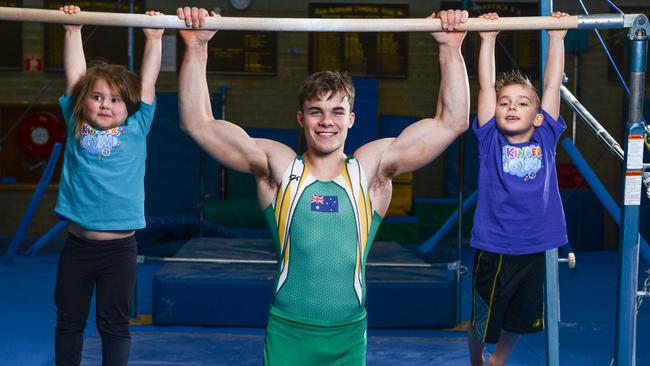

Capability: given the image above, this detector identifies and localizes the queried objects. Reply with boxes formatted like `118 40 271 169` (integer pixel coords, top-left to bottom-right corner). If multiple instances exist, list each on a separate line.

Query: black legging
54 233 137 366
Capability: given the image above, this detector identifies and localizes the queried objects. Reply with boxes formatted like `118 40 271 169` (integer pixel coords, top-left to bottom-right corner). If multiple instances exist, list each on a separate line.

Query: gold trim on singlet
271 155 373 304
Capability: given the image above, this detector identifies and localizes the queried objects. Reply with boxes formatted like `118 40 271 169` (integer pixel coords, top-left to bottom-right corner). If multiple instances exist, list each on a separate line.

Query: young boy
468 11 570 366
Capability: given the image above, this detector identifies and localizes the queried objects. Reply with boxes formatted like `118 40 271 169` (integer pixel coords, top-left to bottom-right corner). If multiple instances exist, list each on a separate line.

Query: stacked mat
153 237 457 328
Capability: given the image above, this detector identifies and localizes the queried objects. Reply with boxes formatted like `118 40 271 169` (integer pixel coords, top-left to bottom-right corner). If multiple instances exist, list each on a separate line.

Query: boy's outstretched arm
477 12 499 127
140 11 164 104
541 11 569 120
61 5 85 95
356 9 470 187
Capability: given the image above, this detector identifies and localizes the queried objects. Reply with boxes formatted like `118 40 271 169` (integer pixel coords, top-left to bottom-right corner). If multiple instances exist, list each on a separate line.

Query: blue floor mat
0 253 163 366
0 254 58 366
1 250 649 365
79 328 471 366
83 330 266 366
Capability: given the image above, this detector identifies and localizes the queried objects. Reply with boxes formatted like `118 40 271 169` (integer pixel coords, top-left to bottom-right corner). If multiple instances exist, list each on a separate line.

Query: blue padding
364 242 456 328
145 92 222 217
419 191 477 254
153 238 456 328
383 216 418 224
345 77 379 154
415 197 457 205
562 138 650 264
25 220 70 256
445 114 479 196
378 115 420 138
153 238 276 326
2 142 62 264
561 190 603 251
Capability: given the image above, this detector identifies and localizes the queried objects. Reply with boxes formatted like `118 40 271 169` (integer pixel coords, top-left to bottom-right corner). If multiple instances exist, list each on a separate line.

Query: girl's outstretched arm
61 5 85 95
140 11 164 104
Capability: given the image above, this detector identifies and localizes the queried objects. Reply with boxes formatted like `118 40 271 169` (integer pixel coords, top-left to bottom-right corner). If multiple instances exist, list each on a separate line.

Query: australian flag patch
310 194 338 212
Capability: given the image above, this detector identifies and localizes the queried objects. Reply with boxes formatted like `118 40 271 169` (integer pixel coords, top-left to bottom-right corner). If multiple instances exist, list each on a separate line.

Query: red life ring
17 111 65 158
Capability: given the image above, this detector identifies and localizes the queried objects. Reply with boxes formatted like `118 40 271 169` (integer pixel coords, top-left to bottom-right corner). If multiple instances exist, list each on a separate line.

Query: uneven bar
0 7 643 32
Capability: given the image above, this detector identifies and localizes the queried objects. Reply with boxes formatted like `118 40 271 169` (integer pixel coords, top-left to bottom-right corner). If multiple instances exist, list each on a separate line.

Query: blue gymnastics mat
152 237 457 328
81 327 469 366
3 249 649 365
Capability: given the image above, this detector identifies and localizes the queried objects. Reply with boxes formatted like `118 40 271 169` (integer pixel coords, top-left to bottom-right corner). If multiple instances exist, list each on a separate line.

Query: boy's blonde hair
495 70 540 108
71 60 141 137
299 70 355 112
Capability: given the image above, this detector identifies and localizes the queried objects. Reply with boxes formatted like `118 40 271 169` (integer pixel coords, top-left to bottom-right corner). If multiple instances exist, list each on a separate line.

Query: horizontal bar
0 7 640 31
137 255 439 268
142 256 276 265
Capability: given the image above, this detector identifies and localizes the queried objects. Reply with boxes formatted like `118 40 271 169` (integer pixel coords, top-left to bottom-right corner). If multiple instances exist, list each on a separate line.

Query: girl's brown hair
70 60 141 137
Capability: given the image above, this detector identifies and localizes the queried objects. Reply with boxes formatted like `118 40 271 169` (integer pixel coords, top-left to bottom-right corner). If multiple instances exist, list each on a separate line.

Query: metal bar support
614 26 647 366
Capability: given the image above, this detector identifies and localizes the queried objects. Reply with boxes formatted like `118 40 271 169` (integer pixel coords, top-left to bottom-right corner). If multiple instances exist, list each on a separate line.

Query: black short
470 249 545 344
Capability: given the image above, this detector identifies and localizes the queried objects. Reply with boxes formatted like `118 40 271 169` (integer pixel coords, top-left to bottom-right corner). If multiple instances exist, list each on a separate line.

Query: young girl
54 5 163 365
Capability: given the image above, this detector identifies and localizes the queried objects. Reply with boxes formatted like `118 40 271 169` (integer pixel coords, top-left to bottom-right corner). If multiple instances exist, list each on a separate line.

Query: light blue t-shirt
55 95 156 230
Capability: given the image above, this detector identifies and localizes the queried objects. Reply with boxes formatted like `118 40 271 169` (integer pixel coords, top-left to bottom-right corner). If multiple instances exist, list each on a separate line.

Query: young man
468 11 570 366
176 7 470 365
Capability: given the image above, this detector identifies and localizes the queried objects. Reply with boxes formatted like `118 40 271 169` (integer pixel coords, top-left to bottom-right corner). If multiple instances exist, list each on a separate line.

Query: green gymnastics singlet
262 155 382 366
265 156 381 322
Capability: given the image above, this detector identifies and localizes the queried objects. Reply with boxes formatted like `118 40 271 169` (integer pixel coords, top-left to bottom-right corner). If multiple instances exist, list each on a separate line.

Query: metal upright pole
199 152 205 237
539 1 560 366
127 0 134 72
614 16 648 366
454 0 471 327
219 84 229 201
128 0 137 320
572 52 579 143
456 133 464 325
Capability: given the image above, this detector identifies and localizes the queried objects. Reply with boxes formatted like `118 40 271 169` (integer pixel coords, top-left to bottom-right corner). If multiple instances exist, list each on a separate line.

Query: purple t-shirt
470 109 568 254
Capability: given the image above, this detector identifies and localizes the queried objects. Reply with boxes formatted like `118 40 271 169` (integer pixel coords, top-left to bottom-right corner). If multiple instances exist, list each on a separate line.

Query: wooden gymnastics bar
0 7 643 31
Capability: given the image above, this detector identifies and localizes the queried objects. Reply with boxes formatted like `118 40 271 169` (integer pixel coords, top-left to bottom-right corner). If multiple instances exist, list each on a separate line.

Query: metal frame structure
614 15 648 366
544 3 649 364
538 3 561 365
